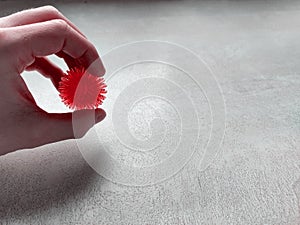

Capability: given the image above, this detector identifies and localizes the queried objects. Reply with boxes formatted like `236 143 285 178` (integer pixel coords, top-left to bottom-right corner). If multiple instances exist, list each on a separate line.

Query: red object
59 67 107 110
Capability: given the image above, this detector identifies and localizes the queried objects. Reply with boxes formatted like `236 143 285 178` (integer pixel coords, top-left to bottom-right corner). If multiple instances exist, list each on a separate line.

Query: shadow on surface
0 142 104 221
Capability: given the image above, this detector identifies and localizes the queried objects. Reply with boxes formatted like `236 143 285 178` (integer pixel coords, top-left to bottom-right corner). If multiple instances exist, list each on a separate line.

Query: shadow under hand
0 140 104 221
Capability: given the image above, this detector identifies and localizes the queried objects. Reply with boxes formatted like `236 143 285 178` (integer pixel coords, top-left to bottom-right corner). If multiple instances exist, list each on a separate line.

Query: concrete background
0 0 300 224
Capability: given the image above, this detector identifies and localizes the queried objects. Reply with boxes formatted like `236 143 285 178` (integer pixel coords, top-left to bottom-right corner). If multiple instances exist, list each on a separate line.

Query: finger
56 51 81 70
56 49 105 78
26 57 64 89
6 19 105 76
44 108 106 143
0 5 86 38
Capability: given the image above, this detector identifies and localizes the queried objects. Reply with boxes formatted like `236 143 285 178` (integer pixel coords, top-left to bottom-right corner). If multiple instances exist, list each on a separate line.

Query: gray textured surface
0 0 300 224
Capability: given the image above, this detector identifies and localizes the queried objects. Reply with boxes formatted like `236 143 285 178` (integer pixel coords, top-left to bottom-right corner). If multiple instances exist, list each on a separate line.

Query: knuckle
43 5 60 17
51 19 69 33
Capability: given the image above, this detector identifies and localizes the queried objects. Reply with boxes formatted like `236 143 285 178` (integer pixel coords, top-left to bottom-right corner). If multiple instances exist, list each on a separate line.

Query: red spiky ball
58 67 107 110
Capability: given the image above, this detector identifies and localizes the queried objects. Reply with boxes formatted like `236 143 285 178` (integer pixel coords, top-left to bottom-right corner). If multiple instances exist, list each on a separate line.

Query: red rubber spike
59 66 107 110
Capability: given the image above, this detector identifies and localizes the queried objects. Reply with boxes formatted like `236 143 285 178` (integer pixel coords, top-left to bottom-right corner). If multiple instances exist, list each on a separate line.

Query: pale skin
0 6 106 156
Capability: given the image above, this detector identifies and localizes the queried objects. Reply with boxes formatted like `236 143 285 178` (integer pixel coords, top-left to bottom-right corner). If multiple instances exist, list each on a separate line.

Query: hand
0 6 106 155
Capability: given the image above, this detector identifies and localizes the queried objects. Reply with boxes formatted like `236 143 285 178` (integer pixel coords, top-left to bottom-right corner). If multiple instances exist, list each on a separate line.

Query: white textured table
0 0 300 224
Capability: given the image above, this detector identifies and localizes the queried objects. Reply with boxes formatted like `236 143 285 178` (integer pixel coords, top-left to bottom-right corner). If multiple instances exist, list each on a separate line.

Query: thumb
44 108 106 143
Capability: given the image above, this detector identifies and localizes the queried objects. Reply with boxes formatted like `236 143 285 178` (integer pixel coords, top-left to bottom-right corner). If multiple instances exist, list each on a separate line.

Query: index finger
0 5 86 38
4 19 105 76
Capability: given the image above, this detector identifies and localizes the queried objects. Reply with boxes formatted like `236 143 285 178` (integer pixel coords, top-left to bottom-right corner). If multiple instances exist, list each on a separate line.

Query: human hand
0 6 106 155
